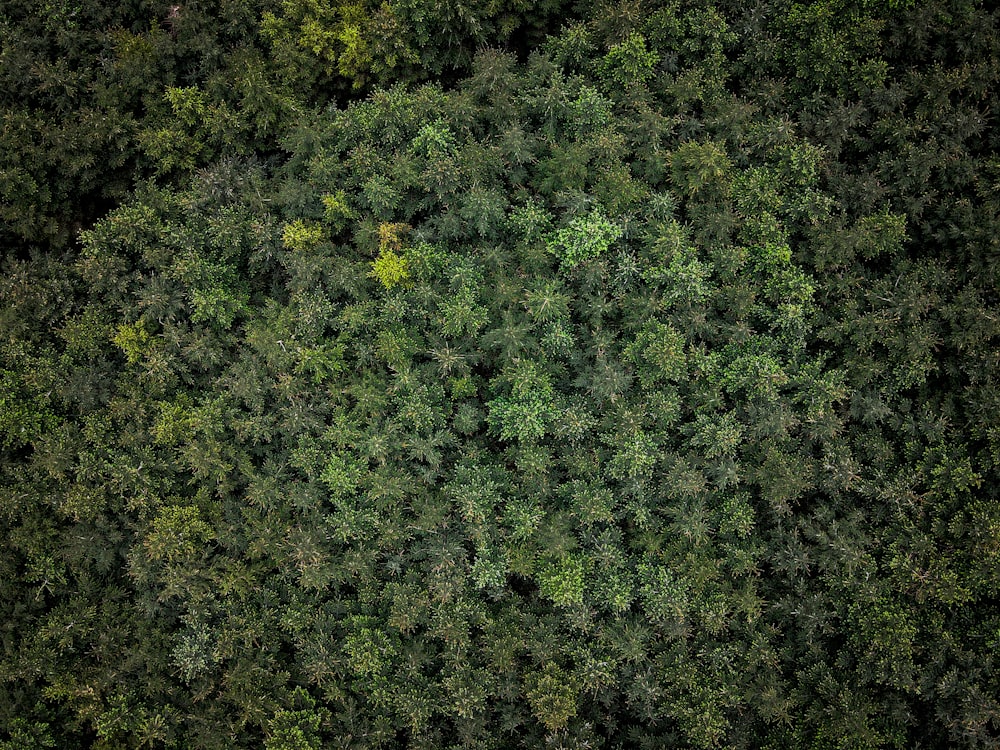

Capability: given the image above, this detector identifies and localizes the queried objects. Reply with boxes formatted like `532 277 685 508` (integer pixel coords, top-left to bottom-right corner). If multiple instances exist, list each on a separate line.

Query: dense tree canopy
2 1 999 748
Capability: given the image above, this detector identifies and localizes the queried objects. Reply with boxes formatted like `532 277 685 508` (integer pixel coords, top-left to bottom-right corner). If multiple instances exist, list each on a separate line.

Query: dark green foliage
3 0 999 748
0 0 576 252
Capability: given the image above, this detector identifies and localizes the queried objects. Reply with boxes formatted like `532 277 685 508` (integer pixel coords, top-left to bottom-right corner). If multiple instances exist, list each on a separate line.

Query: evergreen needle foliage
2 1 999 748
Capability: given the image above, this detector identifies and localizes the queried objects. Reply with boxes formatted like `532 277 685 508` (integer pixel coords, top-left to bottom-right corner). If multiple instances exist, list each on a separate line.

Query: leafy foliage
3 1 1000 748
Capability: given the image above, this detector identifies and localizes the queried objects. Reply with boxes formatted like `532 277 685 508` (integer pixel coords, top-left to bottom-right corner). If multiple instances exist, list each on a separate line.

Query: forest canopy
2 1 999 748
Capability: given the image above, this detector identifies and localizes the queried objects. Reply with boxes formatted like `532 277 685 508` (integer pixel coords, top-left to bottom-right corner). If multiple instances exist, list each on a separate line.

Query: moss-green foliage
0 0 572 249
545 208 624 271
3 1 1000 749
111 320 152 365
525 662 579 730
0 369 57 449
370 248 410 289
144 505 215 563
281 220 325 251
261 0 571 88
